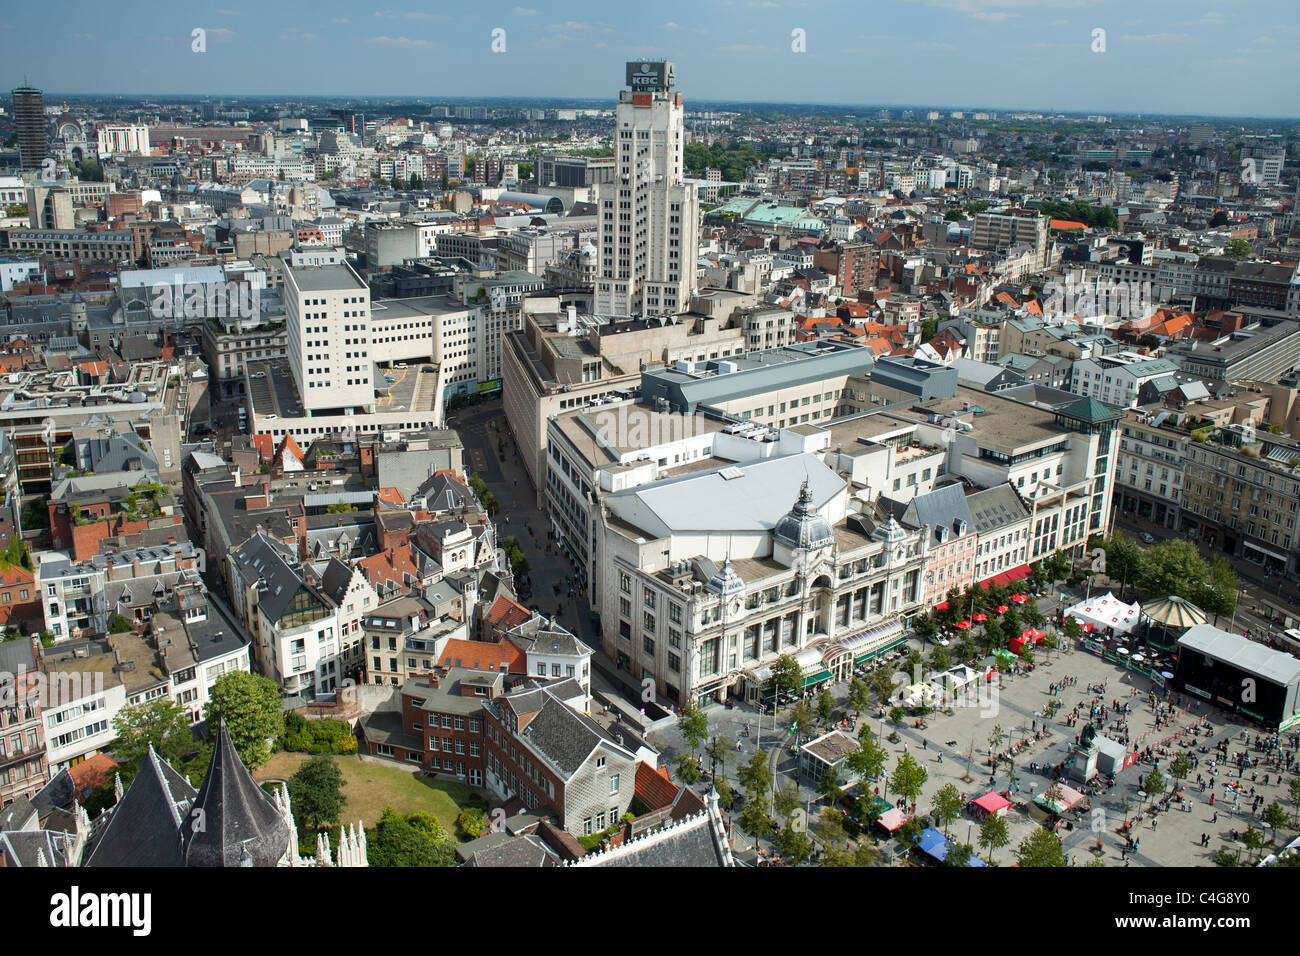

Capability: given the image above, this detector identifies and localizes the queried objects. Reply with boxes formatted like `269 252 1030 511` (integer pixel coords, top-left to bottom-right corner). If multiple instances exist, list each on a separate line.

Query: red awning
934 601 949 611
985 564 1032 588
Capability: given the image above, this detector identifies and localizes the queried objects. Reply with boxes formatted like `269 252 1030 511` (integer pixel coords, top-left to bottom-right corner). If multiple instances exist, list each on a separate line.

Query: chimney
233 466 242 488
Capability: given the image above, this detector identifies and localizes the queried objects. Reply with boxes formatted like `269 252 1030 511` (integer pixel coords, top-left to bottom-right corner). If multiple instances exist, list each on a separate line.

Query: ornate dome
773 480 834 551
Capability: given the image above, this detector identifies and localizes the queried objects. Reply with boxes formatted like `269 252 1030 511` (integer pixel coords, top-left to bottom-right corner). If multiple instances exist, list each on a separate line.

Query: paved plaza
671 641 1299 866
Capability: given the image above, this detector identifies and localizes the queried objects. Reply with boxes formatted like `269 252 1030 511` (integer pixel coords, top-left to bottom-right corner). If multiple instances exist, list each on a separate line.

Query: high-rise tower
11 87 46 171
593 62 699 317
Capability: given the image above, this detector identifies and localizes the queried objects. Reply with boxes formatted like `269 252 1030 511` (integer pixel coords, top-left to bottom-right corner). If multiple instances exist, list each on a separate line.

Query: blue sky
3 0 1298 117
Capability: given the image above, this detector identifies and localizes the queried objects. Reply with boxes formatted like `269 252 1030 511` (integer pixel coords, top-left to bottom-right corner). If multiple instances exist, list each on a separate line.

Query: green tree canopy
287 755 346 837
890 751 928 806
110 698 190 769
204 671 285 771
368 806 455 867
1015 827 1068 867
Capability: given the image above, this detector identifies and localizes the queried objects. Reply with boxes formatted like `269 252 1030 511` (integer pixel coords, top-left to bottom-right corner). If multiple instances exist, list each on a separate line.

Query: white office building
594 61 699 317
283 260 374 412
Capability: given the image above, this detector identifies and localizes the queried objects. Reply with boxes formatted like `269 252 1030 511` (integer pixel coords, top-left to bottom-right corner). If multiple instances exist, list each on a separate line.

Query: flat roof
1178 624 1300 687
287 262 365 293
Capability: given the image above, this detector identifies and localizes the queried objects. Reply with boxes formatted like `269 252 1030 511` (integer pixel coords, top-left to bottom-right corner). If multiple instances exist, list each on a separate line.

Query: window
609 773 620 794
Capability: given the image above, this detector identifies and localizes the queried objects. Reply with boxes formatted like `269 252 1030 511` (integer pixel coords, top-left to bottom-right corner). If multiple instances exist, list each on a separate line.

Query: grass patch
256 752 487 839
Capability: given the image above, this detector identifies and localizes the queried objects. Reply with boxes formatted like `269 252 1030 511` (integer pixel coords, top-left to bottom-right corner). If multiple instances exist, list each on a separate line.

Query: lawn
256 753 486 838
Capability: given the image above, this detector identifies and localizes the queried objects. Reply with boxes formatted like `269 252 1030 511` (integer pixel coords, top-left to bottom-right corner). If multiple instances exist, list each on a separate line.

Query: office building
11 87 45 171
594 62 699 317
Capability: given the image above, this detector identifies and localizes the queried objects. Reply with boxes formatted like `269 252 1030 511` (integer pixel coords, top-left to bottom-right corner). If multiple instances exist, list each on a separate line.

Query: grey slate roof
458 831 559 867
182 720 292 867
967 483 1030 533
578 811 728 867
86 747 197 867
515 692 629 781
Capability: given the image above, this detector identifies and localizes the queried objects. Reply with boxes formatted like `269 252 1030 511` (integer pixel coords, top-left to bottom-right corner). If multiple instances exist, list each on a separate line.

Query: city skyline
3 0 1299 119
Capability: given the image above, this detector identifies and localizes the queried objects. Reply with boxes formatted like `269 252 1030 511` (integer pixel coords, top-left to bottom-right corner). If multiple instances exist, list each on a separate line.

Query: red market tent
955 620 971 629
1010 593 1027 604
878 808 908 832
995 605 1009 614
973 613 988 622
971 791 1012 818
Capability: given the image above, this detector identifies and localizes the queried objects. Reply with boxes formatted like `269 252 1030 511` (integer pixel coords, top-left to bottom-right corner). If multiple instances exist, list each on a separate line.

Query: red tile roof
634 761 681 812
438 637 525 674
68 752 119 799
486 594 532 633
357 545 420 592
0 563 34 586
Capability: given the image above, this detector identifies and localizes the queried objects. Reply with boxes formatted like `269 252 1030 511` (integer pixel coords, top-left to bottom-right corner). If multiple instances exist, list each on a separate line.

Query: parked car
1140 532 1155 544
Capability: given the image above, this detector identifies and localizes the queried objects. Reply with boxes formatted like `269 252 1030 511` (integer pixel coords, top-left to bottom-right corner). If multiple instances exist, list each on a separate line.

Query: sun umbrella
956 620 971 629
1011 594 1027 604
1132 653 1145 663
995 605 1009 614
973 613 988 622
1117 647 1129 655
1161 671 1175 679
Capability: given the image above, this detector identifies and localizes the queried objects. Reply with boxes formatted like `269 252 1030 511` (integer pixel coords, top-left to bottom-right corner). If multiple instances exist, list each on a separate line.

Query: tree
944 842 973 867
816 687 836 724
776 824 815 865
912 614 938 643
889 751 928 808
978 812 1010 863
676 701 709 756
770 654 803 708
847 677 871 716
456 807 489 840
1289 777 1300 828
715 773 736 811
1263 801 1288 836
1139 539 1210 603
368 806 455 867
287 755 345 838
987 723 1006 757
931 783 963 836
204 671 285 771
943 208 967 222
846 730 888 784
1104 534 1144 600
110 698 190 768
1142 769 1165 809
1223 238 1252 260
869 668 895 704
929 645 952 672
674 752 703 785
773 785 800 822
1169 753 1191 785
1015 827 1068 867
1243 825 1265 863
737 750 772 798
739 799 775 839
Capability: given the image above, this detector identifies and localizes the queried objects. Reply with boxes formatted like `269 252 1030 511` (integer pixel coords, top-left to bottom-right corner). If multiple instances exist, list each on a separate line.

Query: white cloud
374 9 447 20
512 6 542 15
332 17 349 23
368 35 433 47
1117 32 1197 45
215 8 240 14
716 43 773 53
663 21 680 29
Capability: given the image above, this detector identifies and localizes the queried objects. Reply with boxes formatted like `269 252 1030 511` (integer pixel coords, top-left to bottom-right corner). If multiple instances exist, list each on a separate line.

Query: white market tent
1065 592 1141 634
